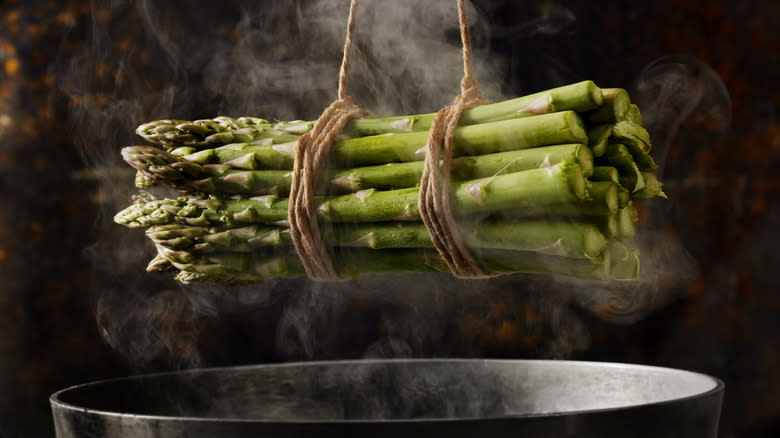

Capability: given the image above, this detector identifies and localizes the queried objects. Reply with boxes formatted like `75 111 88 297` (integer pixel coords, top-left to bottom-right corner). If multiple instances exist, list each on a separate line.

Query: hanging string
289 0 493 280
417 0 495 278
288 0 370 280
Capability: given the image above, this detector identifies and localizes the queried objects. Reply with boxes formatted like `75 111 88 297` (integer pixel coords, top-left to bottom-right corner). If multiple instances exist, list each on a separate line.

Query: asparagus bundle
116 81 665 283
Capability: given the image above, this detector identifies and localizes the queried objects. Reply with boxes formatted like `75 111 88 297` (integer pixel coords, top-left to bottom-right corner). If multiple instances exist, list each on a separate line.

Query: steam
635 55 732 177
57 0 728 371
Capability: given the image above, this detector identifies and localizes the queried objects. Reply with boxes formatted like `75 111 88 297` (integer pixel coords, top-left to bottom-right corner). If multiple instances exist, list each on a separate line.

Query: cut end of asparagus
576 143 594 178
565 110 589 146
584 224 609 261
566 162 588 200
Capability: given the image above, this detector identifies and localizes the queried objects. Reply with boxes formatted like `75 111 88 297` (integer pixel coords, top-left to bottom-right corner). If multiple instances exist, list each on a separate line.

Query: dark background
1 0 778 437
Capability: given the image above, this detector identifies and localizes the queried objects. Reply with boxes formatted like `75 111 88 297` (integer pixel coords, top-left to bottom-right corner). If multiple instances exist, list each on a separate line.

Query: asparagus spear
152 246 615 284
136 117 307 149
175 110 588 171
123 143 594 196
114 162 588 228
352 80 603 135
147 220 609 261
136 81 603 149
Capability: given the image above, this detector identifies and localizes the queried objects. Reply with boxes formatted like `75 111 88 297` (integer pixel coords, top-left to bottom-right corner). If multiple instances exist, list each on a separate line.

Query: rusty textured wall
0 0 778 437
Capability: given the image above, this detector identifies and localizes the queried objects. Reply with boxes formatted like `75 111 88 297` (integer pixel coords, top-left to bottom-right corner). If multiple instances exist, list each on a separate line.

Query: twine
290 0 493 280
288 0 370 280
418 0 495 278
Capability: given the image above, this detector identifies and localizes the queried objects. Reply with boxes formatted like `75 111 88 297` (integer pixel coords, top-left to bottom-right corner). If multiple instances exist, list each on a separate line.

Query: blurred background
0 0 777 436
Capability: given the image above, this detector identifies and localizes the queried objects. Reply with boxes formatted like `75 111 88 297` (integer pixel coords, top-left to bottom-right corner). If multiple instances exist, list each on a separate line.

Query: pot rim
50 358 725 424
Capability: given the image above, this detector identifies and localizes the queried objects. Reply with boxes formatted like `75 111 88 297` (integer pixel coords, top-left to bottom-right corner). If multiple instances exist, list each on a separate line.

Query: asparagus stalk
146 221 608 260
147 220 609 260
351 80 603 135
152 246 615 284
587 88 630 123
115 162 588 228
136 81 603 149
175 110 588 171
123 143 594 196
136 116 307 149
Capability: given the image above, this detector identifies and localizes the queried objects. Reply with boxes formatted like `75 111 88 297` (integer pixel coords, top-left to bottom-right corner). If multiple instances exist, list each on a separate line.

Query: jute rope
288 0 370 280
290 0 493 280
418 0 495 278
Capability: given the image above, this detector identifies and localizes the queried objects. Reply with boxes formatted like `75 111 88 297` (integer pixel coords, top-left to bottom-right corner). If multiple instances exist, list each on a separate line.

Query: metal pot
51 359 723 437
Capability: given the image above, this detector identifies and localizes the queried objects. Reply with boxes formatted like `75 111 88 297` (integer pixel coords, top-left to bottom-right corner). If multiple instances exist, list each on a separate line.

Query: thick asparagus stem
350 80 603 135
123 143 593 196
175 110 587 170
135 82 603 149
153 246 615 284
136 116 307 149
147 220 608 260
115 162 588 228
